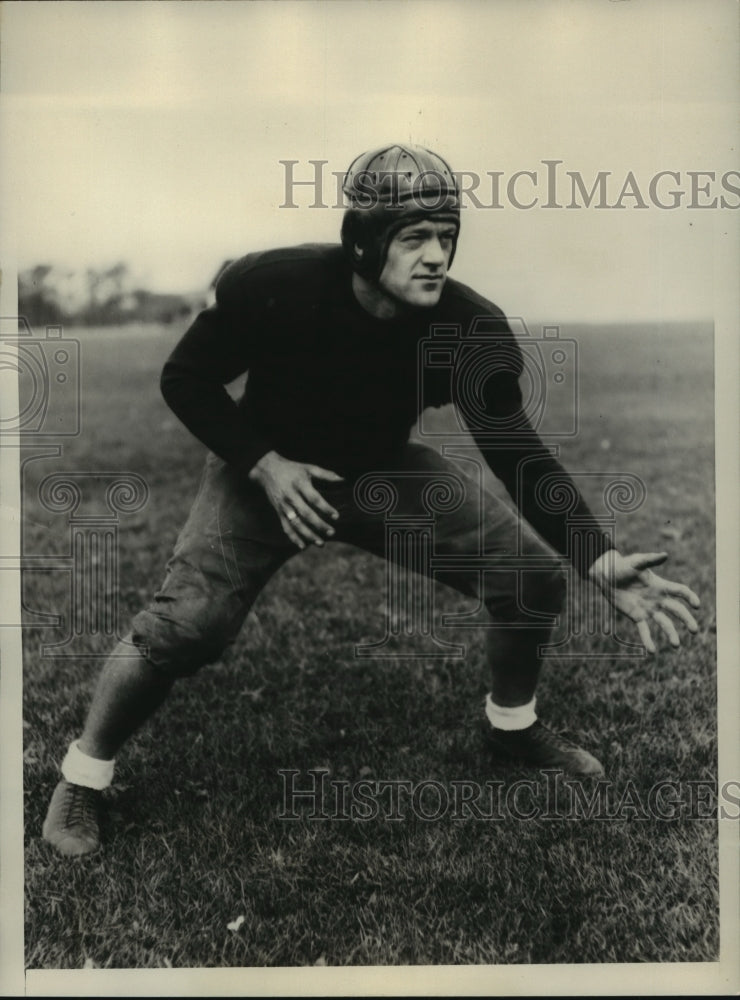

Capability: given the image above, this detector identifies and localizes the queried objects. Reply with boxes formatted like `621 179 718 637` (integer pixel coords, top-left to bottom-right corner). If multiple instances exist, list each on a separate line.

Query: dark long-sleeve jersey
161 244 612 575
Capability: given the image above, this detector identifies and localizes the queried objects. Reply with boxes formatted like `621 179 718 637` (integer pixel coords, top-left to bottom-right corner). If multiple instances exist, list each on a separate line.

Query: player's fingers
663 580 701 608
653 611 680 648
297 482 340 524
291 517 326 547
630 551 668 571
661 597 699 633
284 501 328 546
636 619 655 655
278 513 306 550
289 497 334 543
307 465 344 482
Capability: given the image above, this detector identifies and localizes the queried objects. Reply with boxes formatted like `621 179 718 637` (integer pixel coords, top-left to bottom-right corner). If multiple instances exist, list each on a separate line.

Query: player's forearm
160 362 272 474
475 437 613 577
161 295 271 472
461 366 613 576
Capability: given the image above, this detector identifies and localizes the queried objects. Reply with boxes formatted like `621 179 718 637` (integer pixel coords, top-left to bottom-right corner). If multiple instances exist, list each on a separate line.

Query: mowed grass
22 321 718 969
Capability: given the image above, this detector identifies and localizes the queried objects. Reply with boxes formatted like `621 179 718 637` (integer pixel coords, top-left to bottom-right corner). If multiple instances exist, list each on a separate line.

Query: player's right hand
248 450 343 549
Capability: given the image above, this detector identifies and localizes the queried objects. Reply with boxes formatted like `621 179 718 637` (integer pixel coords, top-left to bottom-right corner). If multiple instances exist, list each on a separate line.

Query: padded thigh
129 444 566 675
130 552 266 676
337 443 567 620
130 454 292 676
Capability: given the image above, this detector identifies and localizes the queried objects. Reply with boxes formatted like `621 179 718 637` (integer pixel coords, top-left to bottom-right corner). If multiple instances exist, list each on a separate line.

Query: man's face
378 218 457 309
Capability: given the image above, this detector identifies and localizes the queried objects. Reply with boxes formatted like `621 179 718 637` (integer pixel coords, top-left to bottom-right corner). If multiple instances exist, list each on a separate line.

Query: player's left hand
588 549 701 654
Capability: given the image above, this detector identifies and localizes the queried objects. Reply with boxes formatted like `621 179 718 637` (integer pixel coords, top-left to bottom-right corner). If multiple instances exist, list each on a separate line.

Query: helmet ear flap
340 210 360 268
341 210 380 279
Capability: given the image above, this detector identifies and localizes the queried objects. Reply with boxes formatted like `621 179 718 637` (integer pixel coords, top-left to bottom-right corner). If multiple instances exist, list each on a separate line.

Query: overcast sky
1 0 737 321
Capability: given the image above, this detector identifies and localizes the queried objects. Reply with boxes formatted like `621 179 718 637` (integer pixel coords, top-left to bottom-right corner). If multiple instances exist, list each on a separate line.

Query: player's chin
405 281 445 308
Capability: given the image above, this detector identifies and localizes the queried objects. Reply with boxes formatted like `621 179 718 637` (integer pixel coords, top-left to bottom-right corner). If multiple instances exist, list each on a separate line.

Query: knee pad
130 607 236 679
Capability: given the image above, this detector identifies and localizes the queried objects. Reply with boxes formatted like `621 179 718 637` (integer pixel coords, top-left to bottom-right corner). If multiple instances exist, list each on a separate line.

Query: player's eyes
403 232 454 244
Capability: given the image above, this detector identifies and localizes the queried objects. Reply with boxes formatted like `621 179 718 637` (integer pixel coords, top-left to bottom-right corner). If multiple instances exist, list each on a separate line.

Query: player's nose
421 236 446 267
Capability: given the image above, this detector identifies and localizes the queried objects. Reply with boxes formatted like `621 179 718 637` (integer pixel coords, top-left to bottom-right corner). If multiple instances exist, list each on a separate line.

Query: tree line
18 262 206 327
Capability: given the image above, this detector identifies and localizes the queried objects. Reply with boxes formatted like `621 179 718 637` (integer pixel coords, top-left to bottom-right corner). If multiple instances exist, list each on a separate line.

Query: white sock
61 740 115 790
485 693 537 732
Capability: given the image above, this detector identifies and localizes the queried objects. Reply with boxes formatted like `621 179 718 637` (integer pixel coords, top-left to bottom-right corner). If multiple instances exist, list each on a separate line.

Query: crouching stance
43 145 700 856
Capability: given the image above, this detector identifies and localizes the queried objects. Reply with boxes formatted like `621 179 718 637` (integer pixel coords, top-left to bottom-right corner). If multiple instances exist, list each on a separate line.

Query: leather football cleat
42 779 102 856
485 719 605 776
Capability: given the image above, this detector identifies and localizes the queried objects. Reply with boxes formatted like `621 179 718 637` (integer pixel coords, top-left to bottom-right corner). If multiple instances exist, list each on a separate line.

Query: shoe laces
528 720 578 751
63 783 98 828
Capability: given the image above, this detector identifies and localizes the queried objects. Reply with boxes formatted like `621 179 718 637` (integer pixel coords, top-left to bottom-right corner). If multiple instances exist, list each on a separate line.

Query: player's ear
354 245 364 259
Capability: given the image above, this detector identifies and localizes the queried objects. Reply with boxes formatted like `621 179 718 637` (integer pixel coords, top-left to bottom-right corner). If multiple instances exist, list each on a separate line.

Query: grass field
21 320 718 969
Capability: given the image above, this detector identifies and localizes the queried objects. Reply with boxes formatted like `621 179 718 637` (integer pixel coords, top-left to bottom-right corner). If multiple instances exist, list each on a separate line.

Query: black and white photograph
0 1 738 995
